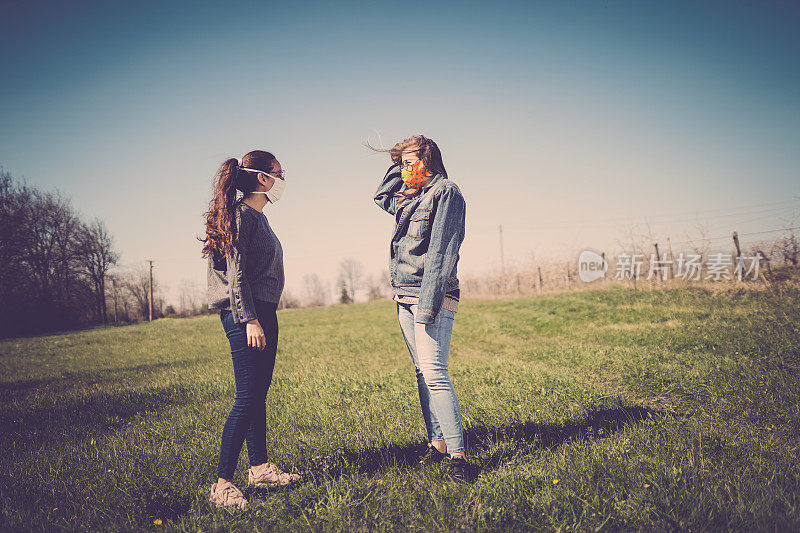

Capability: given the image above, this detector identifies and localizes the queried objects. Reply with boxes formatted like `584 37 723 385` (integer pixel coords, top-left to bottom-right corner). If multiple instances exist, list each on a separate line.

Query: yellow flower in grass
154 519 162 526
553 479 559 485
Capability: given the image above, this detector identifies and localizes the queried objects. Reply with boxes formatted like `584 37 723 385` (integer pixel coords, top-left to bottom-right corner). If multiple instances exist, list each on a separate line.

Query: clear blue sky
2 0 798 303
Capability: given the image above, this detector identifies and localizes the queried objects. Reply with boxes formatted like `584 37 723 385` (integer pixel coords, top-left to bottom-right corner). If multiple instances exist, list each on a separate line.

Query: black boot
418 444 448 466
448 456 473 483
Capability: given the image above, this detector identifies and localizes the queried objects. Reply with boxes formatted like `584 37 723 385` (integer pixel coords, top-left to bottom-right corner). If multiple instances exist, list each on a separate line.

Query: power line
667 225 800 247
490 203 798 233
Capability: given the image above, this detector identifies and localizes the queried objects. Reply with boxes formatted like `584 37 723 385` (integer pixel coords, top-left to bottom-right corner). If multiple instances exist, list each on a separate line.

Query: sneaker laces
252 463 297 484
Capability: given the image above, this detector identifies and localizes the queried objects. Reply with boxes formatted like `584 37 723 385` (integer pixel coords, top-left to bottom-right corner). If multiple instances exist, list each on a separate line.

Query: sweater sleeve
227 207 258 324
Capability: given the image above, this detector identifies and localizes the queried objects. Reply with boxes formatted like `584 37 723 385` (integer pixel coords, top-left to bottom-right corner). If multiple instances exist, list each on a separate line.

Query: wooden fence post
565 263 571 290
601 252 606 286
654 243 662 283
733 231 743 281
666 237 675 280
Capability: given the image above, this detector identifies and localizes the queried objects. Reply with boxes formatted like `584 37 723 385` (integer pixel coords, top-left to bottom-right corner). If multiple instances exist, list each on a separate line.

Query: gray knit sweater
207 200 284 323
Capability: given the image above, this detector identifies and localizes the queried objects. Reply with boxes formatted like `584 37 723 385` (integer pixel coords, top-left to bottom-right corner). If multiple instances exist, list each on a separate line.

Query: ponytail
200 158 242 259
220 158 240 210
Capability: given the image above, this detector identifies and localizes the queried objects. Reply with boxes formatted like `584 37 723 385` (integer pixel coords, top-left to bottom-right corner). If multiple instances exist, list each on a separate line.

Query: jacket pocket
407 209 430 239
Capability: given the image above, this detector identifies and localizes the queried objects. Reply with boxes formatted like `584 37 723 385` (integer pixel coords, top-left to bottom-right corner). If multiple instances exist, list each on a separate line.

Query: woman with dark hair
202 150 298 509
373 135 472 483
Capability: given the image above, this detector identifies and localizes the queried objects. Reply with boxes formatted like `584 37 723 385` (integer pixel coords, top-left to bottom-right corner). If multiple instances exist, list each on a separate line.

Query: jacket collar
420 173 444 192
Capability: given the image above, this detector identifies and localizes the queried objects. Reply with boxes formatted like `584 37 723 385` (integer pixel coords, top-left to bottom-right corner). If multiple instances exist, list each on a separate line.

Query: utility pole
148 260 154 322
499 225 505 276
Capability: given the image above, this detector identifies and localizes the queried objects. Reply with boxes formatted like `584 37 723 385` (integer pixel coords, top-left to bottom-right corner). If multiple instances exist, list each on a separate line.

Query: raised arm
416 185 466 324
373 163 404 215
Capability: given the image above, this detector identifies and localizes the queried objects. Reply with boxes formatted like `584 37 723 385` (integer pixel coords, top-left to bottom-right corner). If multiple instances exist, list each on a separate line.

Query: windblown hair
368 134 448 178
200 150 277 259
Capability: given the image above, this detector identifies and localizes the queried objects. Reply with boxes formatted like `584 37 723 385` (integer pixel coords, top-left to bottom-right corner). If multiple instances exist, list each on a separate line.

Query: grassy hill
1 286 799 531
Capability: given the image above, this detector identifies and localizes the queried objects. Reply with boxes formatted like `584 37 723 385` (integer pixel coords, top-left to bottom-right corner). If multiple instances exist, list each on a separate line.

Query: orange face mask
401 160 428 189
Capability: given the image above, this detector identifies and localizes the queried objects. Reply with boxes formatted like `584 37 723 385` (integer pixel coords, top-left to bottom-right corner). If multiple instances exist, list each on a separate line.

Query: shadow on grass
305 406 655 480
0 384 194 446
0 384 197 526
0 358 211 398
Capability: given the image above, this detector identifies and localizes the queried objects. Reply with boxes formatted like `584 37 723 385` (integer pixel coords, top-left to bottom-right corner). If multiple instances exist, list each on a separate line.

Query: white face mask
264 175 286 203
240 167 286 204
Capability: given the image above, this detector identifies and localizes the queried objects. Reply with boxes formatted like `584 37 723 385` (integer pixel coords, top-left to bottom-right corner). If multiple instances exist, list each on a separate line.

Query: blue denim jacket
374 163 466 324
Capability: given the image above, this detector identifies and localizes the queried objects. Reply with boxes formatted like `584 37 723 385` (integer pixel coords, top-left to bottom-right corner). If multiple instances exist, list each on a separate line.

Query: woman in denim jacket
373 135 471 482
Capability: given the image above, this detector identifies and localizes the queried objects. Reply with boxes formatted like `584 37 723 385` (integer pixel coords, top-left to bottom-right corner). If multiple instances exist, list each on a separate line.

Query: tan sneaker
209 481 248 509
248 463 301 487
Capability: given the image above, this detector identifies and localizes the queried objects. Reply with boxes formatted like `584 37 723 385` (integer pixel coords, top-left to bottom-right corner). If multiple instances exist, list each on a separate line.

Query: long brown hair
368 135 448 178
200 150 277 259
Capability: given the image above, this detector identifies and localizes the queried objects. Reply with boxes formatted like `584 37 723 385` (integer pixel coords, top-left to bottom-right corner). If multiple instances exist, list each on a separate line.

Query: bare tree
122 265 159 320
614 225 652 287
337 258 363 303
25 190 86 306
178 279 202 316
278 289 301 309
366 271 390 301
0 171 114 335
302 273 327 307
0 170 33 320
686 222 711 260
771 227 799 266
106 273 122 322
79 219 119 323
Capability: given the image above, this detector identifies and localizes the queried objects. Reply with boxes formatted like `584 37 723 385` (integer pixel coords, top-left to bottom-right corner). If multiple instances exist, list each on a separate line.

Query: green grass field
2 286 799 532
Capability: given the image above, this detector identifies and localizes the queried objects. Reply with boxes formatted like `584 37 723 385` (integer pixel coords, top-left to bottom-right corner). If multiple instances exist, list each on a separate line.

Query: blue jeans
397 303 465 454
217 300 278 479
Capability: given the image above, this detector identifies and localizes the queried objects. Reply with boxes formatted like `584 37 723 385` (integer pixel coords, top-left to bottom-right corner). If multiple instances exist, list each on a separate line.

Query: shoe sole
209 499 247 509
249 476 301 488
249 481 287 488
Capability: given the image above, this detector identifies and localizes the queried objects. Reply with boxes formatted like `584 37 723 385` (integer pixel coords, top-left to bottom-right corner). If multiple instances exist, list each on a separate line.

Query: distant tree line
0 167 395 336
285 258 390 308
0 169 122 337
275 259 391 310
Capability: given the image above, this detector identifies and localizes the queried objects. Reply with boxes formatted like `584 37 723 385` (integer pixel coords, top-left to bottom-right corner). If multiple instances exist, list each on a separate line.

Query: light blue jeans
397 302 465 454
